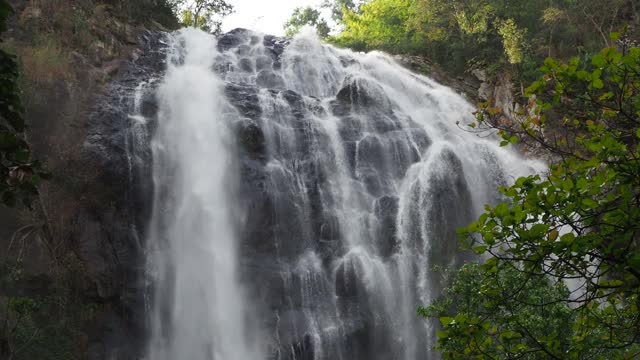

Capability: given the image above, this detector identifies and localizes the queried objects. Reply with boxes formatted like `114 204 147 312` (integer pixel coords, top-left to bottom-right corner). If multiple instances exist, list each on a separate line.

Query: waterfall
140 28 543 360
145 28 260 360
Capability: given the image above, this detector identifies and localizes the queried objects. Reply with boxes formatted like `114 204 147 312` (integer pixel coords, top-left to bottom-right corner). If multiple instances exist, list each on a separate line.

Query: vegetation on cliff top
288 0 638 82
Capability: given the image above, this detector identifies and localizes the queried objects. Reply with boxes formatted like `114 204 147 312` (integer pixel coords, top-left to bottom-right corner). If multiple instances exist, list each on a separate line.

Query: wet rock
280 90 307 121
359 168 386 197
217 28 251 51
423 148 474 266
405 127 431 157
236 118 266 158
256 69 285 89
256 55 273 71
238 57 253 72
335 258 360 299
335 76 391 111
319 215 341 241
237 44 252 56
225 83 262 119
263 35 288 57
373 196 399 257
80 30 167 360
356 135 386 171
337 116 364 142
288 333 315 360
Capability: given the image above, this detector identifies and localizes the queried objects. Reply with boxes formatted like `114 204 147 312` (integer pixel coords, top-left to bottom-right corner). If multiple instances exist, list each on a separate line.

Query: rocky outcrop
394 55 481 102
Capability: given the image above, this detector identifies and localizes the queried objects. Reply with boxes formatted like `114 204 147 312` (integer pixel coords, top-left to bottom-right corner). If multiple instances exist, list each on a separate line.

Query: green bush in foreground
421 35 640 359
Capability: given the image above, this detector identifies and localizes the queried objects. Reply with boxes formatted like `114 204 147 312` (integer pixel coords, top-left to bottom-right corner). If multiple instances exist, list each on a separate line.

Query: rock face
1 2 181 358
82 30 167 359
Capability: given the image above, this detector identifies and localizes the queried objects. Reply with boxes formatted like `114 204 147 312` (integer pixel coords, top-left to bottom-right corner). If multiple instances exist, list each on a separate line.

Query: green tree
424 35 640 359
284 6 330 38
419 263 584 359
0 1 47 208
321 0 361 22
497 18 527 64
332 0 423 53
178 0 234 35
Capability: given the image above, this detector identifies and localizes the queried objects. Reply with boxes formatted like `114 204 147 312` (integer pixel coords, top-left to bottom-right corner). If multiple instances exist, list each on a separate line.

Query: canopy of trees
288 0 638 78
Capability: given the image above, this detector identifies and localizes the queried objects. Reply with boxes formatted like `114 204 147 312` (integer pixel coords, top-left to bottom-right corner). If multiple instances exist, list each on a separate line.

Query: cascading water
138 28 543 360
145 29 260 360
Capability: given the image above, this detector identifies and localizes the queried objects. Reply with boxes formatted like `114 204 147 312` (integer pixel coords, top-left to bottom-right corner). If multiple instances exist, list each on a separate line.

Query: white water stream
145 29 260 360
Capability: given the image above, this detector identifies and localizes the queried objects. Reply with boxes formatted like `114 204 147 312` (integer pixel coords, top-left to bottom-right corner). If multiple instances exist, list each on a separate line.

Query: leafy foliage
424 36 640 359
326 0 638 76
177 0 234 35
332 0 424 53
0 258 102 359
0 1 47 208
497 19 527 64
419 264 585 359
284 6 330 38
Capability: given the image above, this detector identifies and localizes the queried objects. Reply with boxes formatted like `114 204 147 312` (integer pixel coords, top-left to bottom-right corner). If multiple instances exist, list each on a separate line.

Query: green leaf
592 78 604 89
440 317 454 326
576 178 588 191
592 54 606 67
563 178 574 191
473 245 488 254
582 198 598 209
494 202 509 217
530 224 548 237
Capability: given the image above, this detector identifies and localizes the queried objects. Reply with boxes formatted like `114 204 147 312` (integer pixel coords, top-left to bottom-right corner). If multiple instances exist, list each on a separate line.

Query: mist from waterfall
141 28 544 360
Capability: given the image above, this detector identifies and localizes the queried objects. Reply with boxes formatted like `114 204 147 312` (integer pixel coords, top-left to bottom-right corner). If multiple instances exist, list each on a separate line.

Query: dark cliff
1 1 174 358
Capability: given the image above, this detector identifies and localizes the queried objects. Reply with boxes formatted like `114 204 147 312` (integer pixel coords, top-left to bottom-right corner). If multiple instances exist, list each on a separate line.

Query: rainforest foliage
288 0 638 80
420 34 640 359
